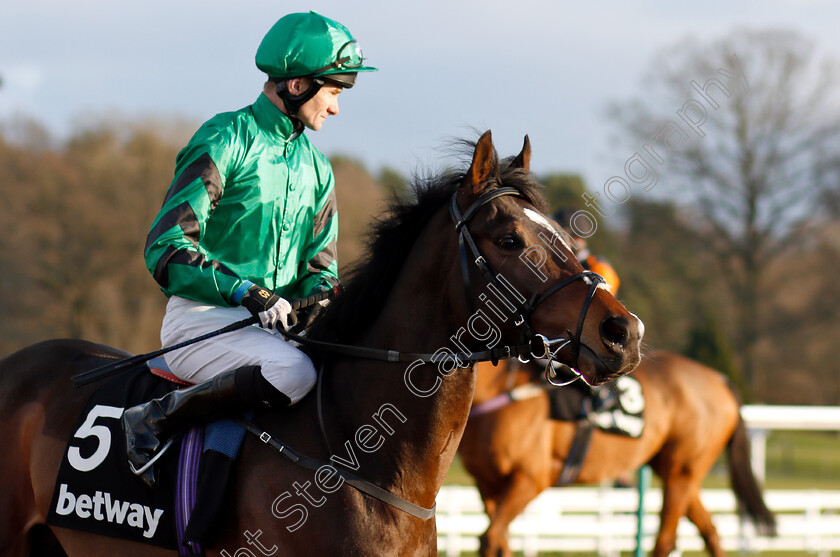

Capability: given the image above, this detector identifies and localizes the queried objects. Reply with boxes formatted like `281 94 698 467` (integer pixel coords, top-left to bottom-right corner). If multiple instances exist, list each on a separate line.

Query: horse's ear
463 130 500 197
509 135 531 171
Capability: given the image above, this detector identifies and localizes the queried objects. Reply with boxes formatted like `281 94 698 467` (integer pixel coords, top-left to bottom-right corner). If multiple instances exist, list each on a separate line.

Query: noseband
449 187 605 381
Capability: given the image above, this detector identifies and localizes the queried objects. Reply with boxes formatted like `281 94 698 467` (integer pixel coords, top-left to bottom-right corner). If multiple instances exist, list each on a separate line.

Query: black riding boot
122 365 288 488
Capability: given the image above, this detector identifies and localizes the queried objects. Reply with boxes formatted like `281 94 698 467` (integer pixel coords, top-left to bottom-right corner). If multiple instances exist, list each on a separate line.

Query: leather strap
557 419 595 485
279 328 536 366
234 418 436 520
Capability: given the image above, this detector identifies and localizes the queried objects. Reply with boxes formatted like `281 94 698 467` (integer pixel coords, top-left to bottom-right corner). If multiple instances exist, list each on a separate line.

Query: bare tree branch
607 28 840 394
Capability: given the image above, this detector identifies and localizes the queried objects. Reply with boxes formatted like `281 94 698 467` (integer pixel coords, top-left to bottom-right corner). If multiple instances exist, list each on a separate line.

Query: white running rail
438 404 840 556
436 485 840 557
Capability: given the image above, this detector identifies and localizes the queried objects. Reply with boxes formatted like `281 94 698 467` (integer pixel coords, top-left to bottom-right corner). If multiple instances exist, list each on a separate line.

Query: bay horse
0 131 644 556
458 351 777 557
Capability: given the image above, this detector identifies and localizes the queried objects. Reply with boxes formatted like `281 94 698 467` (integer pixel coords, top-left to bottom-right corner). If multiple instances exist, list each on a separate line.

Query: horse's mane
306 142 546 346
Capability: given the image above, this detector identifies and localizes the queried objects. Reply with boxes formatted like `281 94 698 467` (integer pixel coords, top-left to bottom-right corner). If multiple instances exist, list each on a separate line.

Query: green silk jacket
144 93 338 307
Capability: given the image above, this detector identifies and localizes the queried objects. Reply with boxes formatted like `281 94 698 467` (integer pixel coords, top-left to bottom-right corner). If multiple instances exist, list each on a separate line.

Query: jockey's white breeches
160 296 316 404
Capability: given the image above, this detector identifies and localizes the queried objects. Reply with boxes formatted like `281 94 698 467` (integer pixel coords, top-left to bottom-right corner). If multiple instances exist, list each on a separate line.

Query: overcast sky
2 0 839 186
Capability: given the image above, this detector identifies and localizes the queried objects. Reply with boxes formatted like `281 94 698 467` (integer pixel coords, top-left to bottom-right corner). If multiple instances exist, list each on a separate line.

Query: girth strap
557 419 595 485
234 418 436 520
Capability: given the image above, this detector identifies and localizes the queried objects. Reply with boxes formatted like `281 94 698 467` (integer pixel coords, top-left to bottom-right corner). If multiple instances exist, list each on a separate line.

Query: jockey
122 12 376 487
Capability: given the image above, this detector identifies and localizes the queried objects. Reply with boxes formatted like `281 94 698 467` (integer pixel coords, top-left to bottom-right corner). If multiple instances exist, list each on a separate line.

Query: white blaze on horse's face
630 312 646 338
522 207 613 292
522 208 574 252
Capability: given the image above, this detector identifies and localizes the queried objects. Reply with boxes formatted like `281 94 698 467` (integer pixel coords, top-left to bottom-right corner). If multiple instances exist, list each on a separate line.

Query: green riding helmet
256 11 377 89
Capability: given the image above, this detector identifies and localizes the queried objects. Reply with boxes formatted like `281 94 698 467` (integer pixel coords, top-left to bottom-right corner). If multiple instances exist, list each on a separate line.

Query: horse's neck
325 225 475 508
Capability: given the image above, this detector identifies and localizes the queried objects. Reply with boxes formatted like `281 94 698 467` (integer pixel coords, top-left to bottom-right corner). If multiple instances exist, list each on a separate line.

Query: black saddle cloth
46 365 245 552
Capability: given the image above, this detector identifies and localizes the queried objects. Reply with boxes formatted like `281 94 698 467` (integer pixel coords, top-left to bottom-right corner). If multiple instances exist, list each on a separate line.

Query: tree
607 29 840 396
541 173 587 213
541 173 622 259
684 305 743 396
330 156 389 267
614 197 734 356
0 120 185 354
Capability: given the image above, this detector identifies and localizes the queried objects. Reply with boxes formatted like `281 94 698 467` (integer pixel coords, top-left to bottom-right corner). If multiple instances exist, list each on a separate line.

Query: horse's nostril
601 316 628 350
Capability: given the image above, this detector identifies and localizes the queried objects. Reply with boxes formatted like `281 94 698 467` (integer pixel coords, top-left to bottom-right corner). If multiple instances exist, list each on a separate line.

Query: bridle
450 186 605 383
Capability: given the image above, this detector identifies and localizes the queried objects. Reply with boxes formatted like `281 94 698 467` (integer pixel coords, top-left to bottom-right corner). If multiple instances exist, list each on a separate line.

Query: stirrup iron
129 438 175 476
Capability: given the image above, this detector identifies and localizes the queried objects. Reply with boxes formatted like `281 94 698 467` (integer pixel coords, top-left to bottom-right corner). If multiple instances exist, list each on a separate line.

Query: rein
278 327 535 365
275 188 542 365
280 188 603 369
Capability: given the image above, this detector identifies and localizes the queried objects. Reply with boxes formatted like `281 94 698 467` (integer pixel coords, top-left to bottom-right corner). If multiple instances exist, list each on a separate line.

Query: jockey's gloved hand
240 284 297 330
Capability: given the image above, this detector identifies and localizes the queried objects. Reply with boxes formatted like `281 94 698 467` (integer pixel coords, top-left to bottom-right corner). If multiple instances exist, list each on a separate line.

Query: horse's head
452 131 643 385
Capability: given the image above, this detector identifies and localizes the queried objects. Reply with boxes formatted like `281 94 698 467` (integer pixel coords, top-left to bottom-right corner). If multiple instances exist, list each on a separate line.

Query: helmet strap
276 78 324 117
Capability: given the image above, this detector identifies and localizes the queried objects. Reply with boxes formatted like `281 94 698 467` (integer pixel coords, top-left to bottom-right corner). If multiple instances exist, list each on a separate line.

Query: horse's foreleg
686 491 726 557
481 496 498 526
479 470 540 557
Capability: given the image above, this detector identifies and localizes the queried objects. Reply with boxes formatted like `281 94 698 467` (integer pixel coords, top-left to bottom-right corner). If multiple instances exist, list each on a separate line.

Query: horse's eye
497 236 523 251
